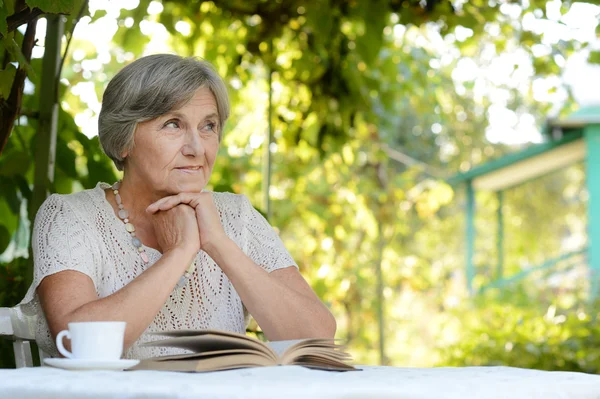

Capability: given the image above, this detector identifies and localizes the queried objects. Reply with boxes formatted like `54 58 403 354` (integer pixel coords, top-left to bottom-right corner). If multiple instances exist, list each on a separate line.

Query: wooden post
376 223 385 365
466 181 475 294
497 190 504 280
585 123 600 300
28 15 64 285
262 68 273 220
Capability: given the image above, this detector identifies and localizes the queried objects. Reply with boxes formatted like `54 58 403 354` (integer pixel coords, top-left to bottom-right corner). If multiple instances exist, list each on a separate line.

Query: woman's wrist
203 236 236 261
164 246 197 270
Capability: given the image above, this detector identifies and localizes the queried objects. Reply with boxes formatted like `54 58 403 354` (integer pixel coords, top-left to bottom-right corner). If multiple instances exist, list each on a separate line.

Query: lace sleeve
25 194 100 303
241 195 298 273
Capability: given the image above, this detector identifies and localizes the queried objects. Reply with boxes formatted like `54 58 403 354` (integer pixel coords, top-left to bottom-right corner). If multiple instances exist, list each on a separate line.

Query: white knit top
17 182 297 359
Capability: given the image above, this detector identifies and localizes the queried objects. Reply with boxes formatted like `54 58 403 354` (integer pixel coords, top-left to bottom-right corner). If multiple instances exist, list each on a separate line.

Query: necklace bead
111 180 147 264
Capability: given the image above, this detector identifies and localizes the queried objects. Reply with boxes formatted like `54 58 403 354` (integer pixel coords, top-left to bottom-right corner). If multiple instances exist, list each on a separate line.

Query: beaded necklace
111 181 196 288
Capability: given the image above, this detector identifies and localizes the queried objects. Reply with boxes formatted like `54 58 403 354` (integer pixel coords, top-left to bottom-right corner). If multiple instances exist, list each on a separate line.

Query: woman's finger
149 197 182 213
158 195 189 211
146 196 178 213
146 193 202 213
146 197 170 213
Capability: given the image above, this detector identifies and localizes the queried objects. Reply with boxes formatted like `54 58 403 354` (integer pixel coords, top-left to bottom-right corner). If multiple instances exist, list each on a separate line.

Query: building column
585 124 600 300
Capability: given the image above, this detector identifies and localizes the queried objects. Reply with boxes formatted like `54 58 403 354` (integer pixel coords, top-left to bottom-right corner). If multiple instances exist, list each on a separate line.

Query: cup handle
56 330 73 359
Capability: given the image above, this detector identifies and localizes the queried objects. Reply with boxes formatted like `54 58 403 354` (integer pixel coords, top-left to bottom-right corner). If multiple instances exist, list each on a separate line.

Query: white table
1 365 599 399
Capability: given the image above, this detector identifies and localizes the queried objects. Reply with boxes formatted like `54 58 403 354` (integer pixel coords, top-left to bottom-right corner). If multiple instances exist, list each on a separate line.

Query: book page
268 339 340 359
143 333 277 362
132 353 275 372
276 339 356 371
149 348 273 362
148 329 252 340
266 340 305 358
139 330 356 372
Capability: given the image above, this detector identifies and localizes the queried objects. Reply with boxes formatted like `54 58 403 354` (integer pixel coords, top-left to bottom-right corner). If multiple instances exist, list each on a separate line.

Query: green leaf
56 136 78 179
25 0 74 14
0 176 20 214
112 4 151 56
27 57 42 87
75 131 90 151
0 2 8 37
90 9 106 22
87 156 116 187
0 150 30 177
354 0 386 64
588 51 600 65
1 37 34 76
4 0 16 14
58 107 79 141
532 56 560 76
0 197 17 234
14 175 32 201
0 63 16 99
52 168 74 194
519 30 540 47
0 224 10 253
86 137 117 187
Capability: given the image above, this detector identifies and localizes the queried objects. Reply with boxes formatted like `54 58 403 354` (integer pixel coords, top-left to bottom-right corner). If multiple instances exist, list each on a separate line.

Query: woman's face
124 86 220 195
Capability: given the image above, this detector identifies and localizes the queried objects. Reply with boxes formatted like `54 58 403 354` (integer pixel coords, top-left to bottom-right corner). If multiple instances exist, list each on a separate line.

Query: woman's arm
147 193 336 341
38 247 195 351
206 239 336 340
37 205 199 352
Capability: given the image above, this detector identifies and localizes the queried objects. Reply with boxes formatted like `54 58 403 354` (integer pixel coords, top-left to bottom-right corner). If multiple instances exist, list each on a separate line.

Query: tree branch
3 7 44 38
381 143 447 179
0 18 37 155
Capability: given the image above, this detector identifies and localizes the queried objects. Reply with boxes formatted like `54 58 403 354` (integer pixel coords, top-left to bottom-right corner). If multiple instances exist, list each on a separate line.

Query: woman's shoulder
210 191 249 209
209 191 254 221
36 182 109 223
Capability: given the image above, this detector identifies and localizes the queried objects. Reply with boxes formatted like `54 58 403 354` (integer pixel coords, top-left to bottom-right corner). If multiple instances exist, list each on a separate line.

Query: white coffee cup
55 321 126 360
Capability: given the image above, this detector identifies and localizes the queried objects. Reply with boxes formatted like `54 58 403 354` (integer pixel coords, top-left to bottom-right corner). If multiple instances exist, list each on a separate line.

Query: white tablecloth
1 365 599 399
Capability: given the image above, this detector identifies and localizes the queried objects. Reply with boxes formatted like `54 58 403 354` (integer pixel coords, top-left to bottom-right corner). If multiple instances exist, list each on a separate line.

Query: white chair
0 307 45 367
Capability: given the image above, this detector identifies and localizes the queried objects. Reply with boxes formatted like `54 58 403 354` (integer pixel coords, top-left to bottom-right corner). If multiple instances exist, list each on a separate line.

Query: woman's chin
171 175 207 193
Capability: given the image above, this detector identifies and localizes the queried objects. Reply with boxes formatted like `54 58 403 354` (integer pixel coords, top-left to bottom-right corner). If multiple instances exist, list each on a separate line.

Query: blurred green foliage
0 0 598 372
436 285 600 373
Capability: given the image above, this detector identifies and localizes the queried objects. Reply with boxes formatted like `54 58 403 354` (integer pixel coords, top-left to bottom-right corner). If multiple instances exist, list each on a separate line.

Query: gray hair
98 54 230 171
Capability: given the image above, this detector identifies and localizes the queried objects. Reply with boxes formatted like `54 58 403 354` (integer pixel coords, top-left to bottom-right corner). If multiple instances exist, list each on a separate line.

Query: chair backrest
0 307 44 367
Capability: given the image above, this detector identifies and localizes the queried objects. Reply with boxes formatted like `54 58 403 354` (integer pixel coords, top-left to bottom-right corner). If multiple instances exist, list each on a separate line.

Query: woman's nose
182 129 204 157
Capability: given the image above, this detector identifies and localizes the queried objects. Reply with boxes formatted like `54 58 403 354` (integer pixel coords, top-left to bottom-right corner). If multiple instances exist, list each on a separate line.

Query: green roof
549 105 600 128
448 105 600 190
447 132 583 187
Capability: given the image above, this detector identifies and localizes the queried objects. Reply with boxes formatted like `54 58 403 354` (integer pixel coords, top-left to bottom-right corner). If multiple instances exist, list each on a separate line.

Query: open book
130 329 356 372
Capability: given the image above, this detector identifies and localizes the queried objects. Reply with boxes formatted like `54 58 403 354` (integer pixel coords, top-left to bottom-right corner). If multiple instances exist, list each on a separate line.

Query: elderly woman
18 54 336 359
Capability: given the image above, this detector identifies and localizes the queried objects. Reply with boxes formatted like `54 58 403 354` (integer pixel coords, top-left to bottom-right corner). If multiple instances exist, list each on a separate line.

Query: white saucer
44 358 140 371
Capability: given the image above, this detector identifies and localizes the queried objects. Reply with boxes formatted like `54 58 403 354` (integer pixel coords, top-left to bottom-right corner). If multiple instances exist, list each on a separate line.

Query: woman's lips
175 166 203 174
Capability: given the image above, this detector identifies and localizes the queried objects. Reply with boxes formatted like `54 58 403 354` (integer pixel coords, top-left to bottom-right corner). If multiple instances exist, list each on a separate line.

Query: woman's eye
205 122 217 132
164 120 180 129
